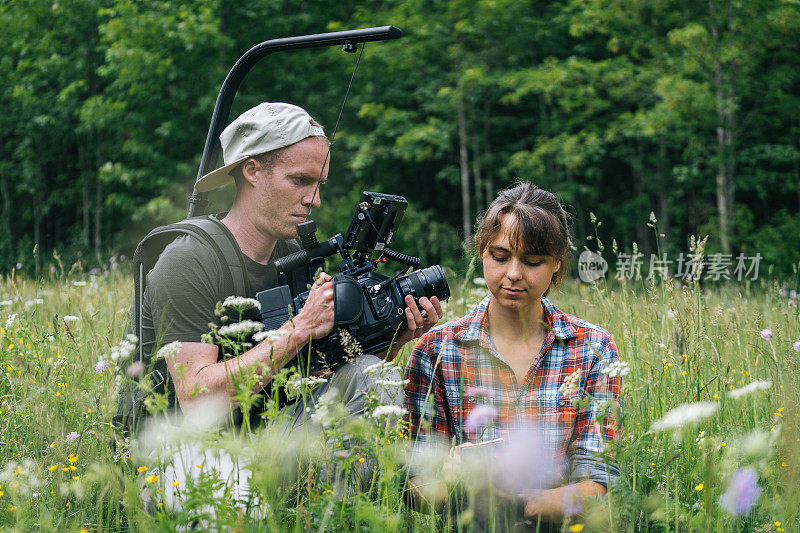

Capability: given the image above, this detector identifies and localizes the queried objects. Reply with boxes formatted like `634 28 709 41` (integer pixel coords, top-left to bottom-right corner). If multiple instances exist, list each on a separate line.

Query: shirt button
558 399 565 406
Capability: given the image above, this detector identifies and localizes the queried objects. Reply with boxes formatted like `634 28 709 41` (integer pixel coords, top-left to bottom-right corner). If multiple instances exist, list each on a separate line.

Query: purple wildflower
718 467 761 516
65 432 79 443
95 360 109 374
465 386 491 400
791 290 798 300
760 329 772 341
793 341 800 353
492 424 562 494
126 361 145 378
464 404 498 433
561 484 583 516
779 288 787 297
89 268 100 276
15 263 22 270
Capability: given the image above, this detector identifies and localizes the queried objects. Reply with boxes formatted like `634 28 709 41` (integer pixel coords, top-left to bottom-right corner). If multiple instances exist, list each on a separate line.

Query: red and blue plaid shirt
404 295 621 486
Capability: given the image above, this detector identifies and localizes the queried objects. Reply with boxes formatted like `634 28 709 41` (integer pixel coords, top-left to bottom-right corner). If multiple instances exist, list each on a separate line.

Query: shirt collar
453 295 577 343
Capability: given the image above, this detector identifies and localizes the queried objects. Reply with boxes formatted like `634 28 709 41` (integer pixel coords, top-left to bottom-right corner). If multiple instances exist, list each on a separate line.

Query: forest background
1 0 799 281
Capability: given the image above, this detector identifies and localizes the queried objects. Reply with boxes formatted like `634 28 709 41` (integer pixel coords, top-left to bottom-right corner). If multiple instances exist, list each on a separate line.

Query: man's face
251 136 329 241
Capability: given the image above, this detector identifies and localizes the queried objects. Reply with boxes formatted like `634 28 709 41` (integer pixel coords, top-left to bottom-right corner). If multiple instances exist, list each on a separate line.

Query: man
141 102 443 426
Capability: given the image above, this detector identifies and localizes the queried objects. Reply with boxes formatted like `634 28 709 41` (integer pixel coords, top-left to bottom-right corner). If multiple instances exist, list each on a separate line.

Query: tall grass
0 256 798 531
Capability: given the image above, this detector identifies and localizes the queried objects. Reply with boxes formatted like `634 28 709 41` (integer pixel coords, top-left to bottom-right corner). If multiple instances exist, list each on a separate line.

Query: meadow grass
0 259 798 532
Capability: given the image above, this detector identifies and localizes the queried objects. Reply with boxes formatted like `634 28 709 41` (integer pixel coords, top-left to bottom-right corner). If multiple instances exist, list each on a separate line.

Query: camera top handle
188 26 403 218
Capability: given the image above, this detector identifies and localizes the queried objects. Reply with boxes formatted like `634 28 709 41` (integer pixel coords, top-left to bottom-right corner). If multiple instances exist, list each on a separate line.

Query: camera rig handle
188 26 402 217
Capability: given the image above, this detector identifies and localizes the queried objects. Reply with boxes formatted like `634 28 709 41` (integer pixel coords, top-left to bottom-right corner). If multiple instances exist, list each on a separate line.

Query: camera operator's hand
293 271 335 340
384 295 443 362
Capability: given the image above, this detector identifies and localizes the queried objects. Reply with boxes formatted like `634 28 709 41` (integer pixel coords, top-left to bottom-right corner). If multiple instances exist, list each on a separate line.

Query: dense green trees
2 0 798 278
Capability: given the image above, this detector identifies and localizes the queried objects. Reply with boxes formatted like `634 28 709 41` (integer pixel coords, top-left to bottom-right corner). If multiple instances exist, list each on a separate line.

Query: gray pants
151 354 401 511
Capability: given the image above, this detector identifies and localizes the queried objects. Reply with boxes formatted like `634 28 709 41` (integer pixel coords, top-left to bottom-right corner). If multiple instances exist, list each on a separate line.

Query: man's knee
330 354 403 415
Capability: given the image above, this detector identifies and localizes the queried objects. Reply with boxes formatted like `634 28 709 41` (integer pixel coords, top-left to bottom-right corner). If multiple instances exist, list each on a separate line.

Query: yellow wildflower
568 525 584 532
358 457 365 464
137 466 148 473
48 465 58 472
695 483 703 491
69 454 79 463
172 480 180 487
145 475 159 483
72 476 79 481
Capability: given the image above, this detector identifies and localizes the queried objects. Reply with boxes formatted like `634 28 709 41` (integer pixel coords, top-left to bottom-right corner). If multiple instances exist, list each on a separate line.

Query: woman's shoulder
414 296 489 349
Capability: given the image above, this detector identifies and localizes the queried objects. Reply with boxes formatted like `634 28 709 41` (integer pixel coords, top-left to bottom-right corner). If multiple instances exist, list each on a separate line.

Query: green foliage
1 0 798 278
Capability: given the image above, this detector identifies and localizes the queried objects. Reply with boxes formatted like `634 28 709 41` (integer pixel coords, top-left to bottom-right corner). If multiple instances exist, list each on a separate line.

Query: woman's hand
383 295 443 361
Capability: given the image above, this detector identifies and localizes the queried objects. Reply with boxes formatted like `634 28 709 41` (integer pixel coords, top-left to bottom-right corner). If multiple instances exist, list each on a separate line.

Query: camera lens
395 265 450 304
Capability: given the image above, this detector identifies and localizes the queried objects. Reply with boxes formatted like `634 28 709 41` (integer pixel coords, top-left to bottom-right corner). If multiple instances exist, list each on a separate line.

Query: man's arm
165 272 335 413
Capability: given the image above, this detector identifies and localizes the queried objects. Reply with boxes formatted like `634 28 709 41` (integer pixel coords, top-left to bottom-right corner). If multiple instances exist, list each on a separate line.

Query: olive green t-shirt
140 234 285 363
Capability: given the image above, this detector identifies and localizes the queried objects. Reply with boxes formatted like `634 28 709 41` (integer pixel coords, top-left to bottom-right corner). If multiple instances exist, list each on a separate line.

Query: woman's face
481 214 561 314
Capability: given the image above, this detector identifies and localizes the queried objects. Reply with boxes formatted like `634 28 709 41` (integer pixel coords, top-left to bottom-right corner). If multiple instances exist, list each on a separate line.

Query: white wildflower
63 315 81 322
310 389 346 429
374 378 410 389
728 380 772 399
24 298 44 308
285 375 328 399
363 360 398 378
155 341 182 360
71 280 88 286
601 360 631 378
0 299 14 307
109 335 138 362
217 320 263 337
253 328 289 343
650 402 719 432
559 369 582 395
372 405 408 418
222 296 261 312
473 277 487 286
696 430 706 446
5 313 18 329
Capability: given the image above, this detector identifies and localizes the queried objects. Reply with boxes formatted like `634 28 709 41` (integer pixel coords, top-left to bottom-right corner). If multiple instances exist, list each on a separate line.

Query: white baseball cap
194 102 326 192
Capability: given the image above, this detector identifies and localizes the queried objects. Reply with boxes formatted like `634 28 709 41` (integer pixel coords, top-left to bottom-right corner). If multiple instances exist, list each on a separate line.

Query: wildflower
4 313 18 329
94 360 109 374
760 329 772 341
718 467 761 516
126 361 145 378
253 328 289 343
338 328 363 359
155 341 182 360
217 320 263 337
109 335 138 362
559 369 582 395
473 277 486 286
465 386 491 399
171 480 180 487
372 405 408 418
793 341 800 353
561 485 582 516
310 389 346 428
24 298 43 307
222 296 261 312
63 315 80 322
47 465 57 472
285 375 328 398
695 483 704 491
68 454 78 463
374 378 410 389
0 299 13 306
568 525 584 533
145 474 159 483
728 380 772 399
65 432 79 443
464 404 499 433
650 401 719 432
137 466 148 473
600 360 631 378
363 360 397 377
71 280 87 286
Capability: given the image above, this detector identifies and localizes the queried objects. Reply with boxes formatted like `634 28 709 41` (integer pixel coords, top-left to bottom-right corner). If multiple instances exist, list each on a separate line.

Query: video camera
255 191 450 370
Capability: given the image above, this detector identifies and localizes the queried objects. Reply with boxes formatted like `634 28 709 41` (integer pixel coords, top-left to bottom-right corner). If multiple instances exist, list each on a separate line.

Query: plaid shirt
404 295 621 486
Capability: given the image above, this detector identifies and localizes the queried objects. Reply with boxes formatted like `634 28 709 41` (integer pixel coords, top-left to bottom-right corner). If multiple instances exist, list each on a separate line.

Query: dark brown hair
474 182 570 291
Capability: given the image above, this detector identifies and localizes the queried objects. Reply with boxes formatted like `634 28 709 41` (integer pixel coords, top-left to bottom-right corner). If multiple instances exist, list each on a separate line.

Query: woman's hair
474 182 570 291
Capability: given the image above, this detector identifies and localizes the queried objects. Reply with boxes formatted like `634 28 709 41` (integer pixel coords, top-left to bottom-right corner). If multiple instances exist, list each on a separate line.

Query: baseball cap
194 102 327 192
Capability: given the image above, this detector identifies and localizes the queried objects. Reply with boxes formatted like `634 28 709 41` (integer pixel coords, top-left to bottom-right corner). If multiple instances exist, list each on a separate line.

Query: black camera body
255 192 450 370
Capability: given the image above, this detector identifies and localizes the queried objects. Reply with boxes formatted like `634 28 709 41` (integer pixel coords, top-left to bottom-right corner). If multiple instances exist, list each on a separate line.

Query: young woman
404 183 621 524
